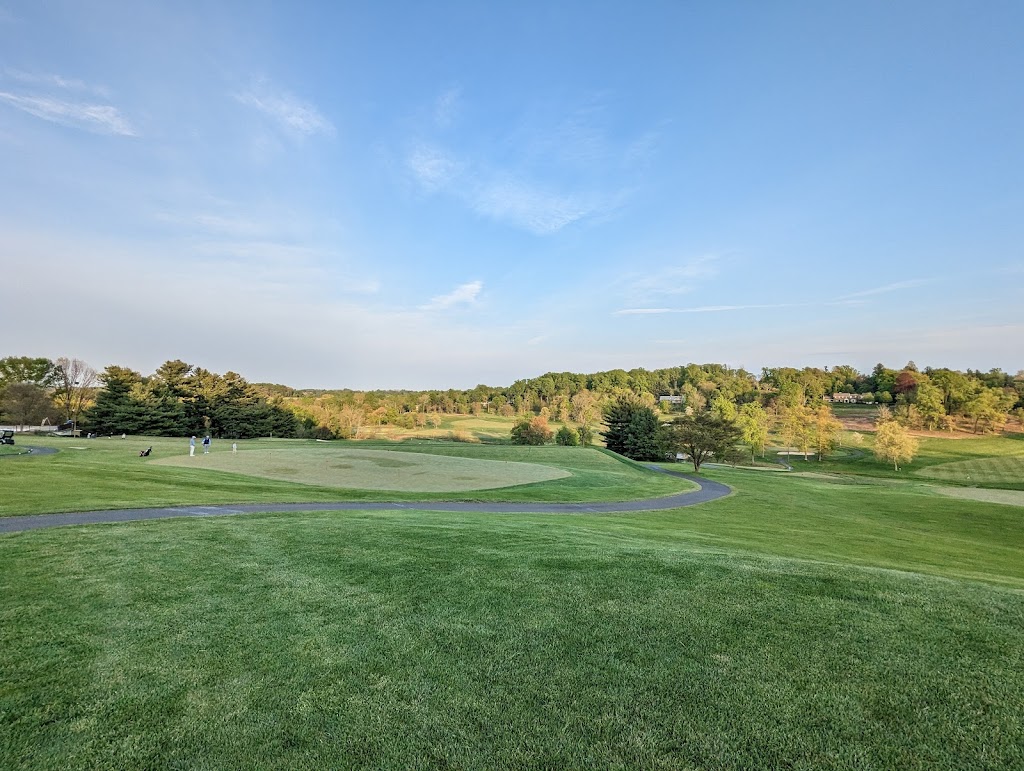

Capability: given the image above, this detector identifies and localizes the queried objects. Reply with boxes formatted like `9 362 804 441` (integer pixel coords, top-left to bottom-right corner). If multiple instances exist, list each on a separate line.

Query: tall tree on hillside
664 412 742 473
569 387 598 423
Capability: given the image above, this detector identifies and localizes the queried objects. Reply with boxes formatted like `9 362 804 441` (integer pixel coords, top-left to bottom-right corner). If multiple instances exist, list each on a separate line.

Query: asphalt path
0 466 731 533
0 445 58 457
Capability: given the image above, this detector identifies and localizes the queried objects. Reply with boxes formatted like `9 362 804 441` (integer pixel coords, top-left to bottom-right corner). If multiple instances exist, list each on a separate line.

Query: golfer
189 435 196 456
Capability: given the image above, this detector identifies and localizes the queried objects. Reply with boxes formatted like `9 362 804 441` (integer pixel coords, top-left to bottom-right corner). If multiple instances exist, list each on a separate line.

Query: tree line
0 357 296 439
2 355 1021 441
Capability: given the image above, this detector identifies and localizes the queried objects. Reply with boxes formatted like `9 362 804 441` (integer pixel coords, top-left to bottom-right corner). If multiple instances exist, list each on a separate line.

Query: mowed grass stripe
152 447 571 492
915 455 1024 485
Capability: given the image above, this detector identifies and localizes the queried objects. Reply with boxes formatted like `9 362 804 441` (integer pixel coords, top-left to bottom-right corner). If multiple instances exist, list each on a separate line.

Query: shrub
510 416 553 445
555 425 579 446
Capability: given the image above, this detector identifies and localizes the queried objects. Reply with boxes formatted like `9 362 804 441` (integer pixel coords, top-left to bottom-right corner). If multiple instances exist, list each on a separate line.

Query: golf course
1 430 1022 769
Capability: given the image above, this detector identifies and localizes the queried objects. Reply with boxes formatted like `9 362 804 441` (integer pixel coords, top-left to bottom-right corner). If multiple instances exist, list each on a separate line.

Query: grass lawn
2 437 1023 768
797 432 1024 490
0 438 692 516
1 503 1022 769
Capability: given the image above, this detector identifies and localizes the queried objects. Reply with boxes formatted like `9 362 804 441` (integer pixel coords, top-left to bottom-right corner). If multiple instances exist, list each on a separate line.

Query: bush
555 425 579 446
510 416 553 445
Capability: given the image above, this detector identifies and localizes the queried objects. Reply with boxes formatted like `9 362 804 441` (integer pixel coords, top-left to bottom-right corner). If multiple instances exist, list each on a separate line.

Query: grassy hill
1 434 1022 768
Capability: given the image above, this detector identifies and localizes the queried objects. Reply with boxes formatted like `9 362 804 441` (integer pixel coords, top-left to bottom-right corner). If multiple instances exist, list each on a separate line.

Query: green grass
1 507 1021 769
3 436 1024 767
0 437 692 516
796 433 1024 490
915 455 1024 486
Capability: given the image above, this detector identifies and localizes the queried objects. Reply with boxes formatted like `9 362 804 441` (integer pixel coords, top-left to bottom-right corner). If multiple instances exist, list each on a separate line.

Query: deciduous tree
0 382 56 429
873 419 918 471
737 402 770 462
664 412 741 473
51 357 98 425
812 404 843 461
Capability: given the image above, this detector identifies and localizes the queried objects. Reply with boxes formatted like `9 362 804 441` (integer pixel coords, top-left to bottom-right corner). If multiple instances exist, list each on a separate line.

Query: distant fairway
153 446 570 492
914 455 1024 486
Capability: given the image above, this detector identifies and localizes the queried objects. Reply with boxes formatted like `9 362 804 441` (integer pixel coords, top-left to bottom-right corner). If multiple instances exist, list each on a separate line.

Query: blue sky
2 1 1021 389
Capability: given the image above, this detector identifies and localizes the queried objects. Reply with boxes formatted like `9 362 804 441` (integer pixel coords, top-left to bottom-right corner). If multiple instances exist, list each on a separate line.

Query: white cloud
419 280 483 311
236 81 334 137
0 91 136 135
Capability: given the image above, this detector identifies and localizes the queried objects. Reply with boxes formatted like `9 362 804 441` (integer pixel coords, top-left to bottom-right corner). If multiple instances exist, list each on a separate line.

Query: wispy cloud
434 87 461 128
0 91 136 135
406 143 595 235
838 278 932 299
402 92 653 236
627 254 720 299
471 176 590 235
615 297 863 316
236 80 334 138
419 280 482 311
615 302 803 316
407 143 463 192
3 68 109 97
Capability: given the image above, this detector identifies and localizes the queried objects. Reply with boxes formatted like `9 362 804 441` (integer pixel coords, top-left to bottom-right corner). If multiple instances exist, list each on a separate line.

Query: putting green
152 446 571 492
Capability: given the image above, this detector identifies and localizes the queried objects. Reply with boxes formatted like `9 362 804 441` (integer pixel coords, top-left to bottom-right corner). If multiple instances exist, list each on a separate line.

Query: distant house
659 395 683 404
831 392 859 403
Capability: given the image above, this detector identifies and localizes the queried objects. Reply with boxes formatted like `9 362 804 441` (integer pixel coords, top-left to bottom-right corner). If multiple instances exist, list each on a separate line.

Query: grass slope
1 510 1021 769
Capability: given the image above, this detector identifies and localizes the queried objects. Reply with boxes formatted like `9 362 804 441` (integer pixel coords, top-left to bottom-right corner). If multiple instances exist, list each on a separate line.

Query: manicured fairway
914 455 1024 486
1 508 1021 770
3 437 1023 768
152 446 570 492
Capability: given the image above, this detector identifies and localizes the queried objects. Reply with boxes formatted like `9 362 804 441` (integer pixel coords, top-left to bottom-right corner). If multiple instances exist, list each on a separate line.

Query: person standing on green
202 435 211 454
189 436 196 456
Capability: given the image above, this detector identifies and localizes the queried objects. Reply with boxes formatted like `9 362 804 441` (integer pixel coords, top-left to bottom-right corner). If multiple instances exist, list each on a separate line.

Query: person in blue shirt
189 435 196 456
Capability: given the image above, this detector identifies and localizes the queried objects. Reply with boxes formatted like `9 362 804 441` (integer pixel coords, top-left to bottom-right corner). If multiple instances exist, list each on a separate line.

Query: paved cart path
0 467 730 533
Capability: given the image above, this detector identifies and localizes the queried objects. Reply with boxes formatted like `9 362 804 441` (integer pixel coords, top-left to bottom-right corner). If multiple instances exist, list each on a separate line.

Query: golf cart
0 430 14 445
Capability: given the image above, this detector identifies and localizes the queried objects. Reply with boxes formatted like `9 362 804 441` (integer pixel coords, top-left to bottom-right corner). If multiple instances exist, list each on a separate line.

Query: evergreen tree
602 396 663 460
